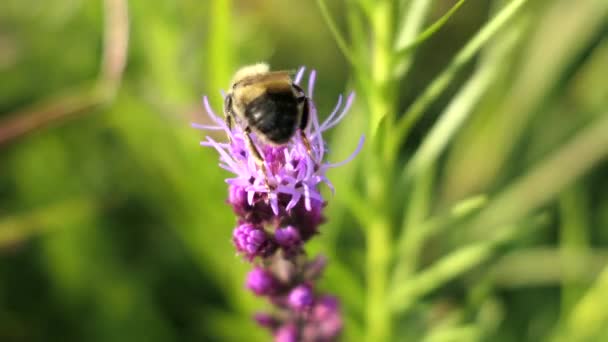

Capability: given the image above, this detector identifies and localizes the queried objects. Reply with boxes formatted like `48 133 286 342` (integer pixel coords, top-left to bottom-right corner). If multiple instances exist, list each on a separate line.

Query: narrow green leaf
468 113 608 239
316 0 360 68
395 0 467 60
390 242 496 314
395 0 529 142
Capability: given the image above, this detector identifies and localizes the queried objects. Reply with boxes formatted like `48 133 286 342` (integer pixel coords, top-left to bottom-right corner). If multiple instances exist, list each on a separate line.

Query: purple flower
303 296 343 341
228 184 274 223
195 68 364 217
274 323 298 342
303 255 328 280
288 284 314 311
195 67 359 341
247 267 278 296
232 223 275 259
275 226 301 249
254 312 280 330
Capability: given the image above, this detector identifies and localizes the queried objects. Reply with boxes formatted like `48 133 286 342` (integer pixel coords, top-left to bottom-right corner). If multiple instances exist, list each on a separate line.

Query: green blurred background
0 0 607 341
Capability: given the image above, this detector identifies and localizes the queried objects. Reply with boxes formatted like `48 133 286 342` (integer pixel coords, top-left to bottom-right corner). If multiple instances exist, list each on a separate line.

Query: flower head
288 284 314 311
233 223 275 259
194 67 359 342
195 68 364 216
247 267 279 296
274 323 299 342
304 296 343 341
275 226 301 249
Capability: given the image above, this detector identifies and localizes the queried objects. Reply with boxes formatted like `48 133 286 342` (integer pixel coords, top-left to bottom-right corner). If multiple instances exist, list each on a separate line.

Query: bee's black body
224 63 313 170
243 90 306 144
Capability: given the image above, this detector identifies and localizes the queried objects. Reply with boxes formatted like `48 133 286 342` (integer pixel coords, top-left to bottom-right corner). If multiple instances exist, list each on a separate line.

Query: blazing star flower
194 67 363 342
195 68 363 216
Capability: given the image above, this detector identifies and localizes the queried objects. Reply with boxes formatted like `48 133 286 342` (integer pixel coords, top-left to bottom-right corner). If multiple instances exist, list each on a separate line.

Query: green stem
366 216 393 342
370 1 395 135
365 2 395 341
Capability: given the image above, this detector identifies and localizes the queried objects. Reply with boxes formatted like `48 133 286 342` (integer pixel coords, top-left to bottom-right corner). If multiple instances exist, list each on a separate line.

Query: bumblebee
224 63 312 168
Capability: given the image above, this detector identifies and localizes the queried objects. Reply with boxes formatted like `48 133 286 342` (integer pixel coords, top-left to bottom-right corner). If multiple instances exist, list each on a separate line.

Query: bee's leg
225 113 233 131
300 130 312 156
298 97 314 161
243 127 271 189
223 95 234 142
225 115 234 143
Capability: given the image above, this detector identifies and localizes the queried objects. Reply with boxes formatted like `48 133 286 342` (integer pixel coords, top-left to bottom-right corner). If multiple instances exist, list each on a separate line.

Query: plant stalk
366 1 395 341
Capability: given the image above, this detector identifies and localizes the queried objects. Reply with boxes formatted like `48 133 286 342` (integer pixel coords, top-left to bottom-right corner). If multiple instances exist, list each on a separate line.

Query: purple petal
303 183 312 211
205 137 241 172
191 122 223 130
325 135 365 168
200 141 230 148
226 178 250 186
322 176 335 195
218 163 237 173
317 94 343 134
269 192 279 215
247 190 255 206
202 96 224 126
306 189 324 202
320 92 355 132
307 70 317 100
308 102 324 162
286 192 301 211
294 66 306 85
247 184 268 193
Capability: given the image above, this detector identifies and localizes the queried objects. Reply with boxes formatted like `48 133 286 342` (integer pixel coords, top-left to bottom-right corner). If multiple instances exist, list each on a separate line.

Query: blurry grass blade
450 194 487 217
354 0 373 18
392 169 434 283
394 0 434 77
391 214 548 315
0 199 96 249
422 325 482 342
394 0 528 141
553 265 608 341
0 83 107 146
442 0 608 197
316 0 360 69
559 185 591 314
395 0 467 60
395 0 434 50
101 0 129 88
468 113 608 238
490 248 607 288
404 59 496 179
404 18 523 180
390 242 496 314
0 0 128 146
393 192 488 286
336 185 376 229
208 0 233 102
346 0 370 66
